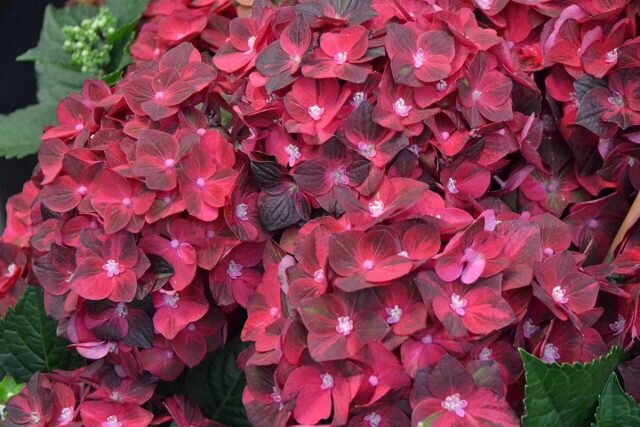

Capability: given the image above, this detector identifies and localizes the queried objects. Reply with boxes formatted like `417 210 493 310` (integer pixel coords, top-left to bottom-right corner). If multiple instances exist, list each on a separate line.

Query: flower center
475 0 494 9
285 144 301 166
421 334 433 344
587 218 599 229
235 203 249 221
609 314 626 335
110 391 122 401
187 323 197 332
155 91 165 101
102 259 122 278
440 131 450 141
122 197 132 207
629 157 637 167
271 386 282 403
247 36 257 52
165 350 174 359
197 128 207 136
164 158 176 168
386 305 403 324
441 393 468 417
368 199 385 217
103 415 123 427
358 142 377 159
450 293 468 316
116 302 128 317
336 316 354 335
478 347 493 361
542 343 560 363
206 230 215 239
58 407 74 425
364 412 382 427
605 48 618 63
196 178 206 188
408 144 421 157
413 48 425 68
436 80 449 92
308 105 325 121
368 375 379 386
543 247 554 257
362 259 374 270
320 373 334 390
352 91 366 107
523 318 540 339
163 292 180 308
608 91 624 107
472 89 482 101
4 263 17 278
269 307 280 317
314 269 325 283
551 286 569 304
170 239 180 249
447 177 459 194
333 166 350 185
77 185 88 195
334 51 348 64
393 97 412 117
227 260 244 279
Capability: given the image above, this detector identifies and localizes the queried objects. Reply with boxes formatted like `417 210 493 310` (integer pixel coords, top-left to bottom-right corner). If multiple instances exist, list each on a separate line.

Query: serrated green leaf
105 0 149 27
0 377 24 404
36 63 89 105
185 338 251 426
594 373 640 427
0 287 83 382
0 104 57 159
520 347 624 427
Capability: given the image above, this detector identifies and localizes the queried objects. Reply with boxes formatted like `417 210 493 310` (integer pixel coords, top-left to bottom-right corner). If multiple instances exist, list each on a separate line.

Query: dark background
0 0 66 221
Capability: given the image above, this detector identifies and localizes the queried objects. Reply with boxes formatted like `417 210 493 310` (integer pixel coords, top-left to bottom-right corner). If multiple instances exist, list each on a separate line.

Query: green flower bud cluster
62 8 116 75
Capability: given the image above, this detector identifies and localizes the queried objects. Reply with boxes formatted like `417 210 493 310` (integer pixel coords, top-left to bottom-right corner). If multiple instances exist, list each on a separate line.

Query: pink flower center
441 393 468 417
475 0 494 10
351 91 366 107
4 263 17 278
75 123 85 131
336 316 354 335
187 323 197 332
551 286 569 304
587 218 599 229
163 292 180 308
413 48 425 68
110 391 122 401
408 144 421 157
246 36 257 52
421 334 433 344
165 350 174 359
122 197 132 207
206 230 215 239
606 48 618 63
314 269 325 283
58 407 74 426
609 314 626 335
393 97 412 117
523 318 540 339
102 415 123 427
102 259 122 278
196 178 206 188
362 259 374 270
227 260 244 279
116 302 128 317
285 144 301 166
320 373 334 390
358 142 377 159
542 343 560 363
164 158 176 168
235 203 249 221
368 199 385 217
450 293 468 316
155 91 165 101
368 375 379 386
608 91 624 107
440 131 450 141
471 89 482 101
77 185 88 195
170 239 180 249
308 105 325 121
447 177 459 194
334 51 348 64
386 305 403 324
271 386 282 403
436 80 449 92
365 412 382 427
543 247 554 257
478 347 493 361
269 306 280 317
197 128 207 136
333 166 350 185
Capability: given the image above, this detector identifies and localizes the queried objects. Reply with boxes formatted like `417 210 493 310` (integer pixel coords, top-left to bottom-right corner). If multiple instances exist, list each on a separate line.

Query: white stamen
227 260 244 279
247 36 257 52
364 412 382 427
450 293 468 316
447 177 459 194
551 286 569 304
163 292 179 308
333 166 350 185
472 89 482 100
284 144 302 167
102 259 121 278
336 316 354 335
103 415 122 427
436 80 448 92
235 203 249 221
368 199 385 217
605 48 618 63
164 158 176 168
313 269 325 283
386 305 403 324
308 105 325 121
320 373 334 390
441 393 468 417
116 302 128 317
413 48 425 68
393 98 412 118
523 318 540 338
609 314 626 335
78 185 88 195
542 343 560 363
352 91 366 107
358 142 377 159
58 407 74 425
368 375 379 386
421 334 433 344
334 51 348 64
478 347 493 361
362 259 374 270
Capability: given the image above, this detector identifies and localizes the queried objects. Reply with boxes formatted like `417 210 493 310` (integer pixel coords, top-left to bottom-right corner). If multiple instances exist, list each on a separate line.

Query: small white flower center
393 97 412 117
170 239 180 249
368 375 379 386
110 391 122 401
116 302 128 317
609 314 626 335
4 263 17 278
436 80 449 92
608 91 624 107
364 412 382 427
447 177 459 194
422 334 433 344
163 292 180 308
472 89 482 100
336 316 354 335
358 142 377 159
605 48 618 63
196 178 206 188
441 393 468 417
386 305 403 324
475 0 494 10
368 199 385 217
542 343 560 363
31 412 41 424
628 157 636 167
450 293 468 316
543 247 554 257
155 91 165 101
308 105 325 121
398 250 409 257
165 350 174 359
102 259 122 278
284 144 301 167
227 260 244 279
333 166 350 185
362 259 374 270
206 230 215 239
413 48 425 68
551 286 569 304
478 347 493 361
58 407 74 425
320 373 334 390
78 185 88 195
334 51 348 64
75 123 85 131
247 36 257 52
313 269 325 283
408 144 421 157
235 203 249 221
103 415 122 427
523 318 540 339
164 158 176 168
122 197 132 207
352 91 366 107
440 131 450 141
271 386 282 403
269 307 280 317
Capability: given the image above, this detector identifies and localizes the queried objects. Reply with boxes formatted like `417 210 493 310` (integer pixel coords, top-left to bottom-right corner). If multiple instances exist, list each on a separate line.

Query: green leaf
0 287 83 382
0 104 57 159
105 0 149 27
594 373 640 427
0 377 24 404
36 63 89 105
185 338 251 426
520 347 624 427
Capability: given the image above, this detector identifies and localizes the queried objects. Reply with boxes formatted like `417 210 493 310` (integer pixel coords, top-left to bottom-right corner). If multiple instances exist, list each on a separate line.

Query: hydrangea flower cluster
63 8 117 75
3 0 640 425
